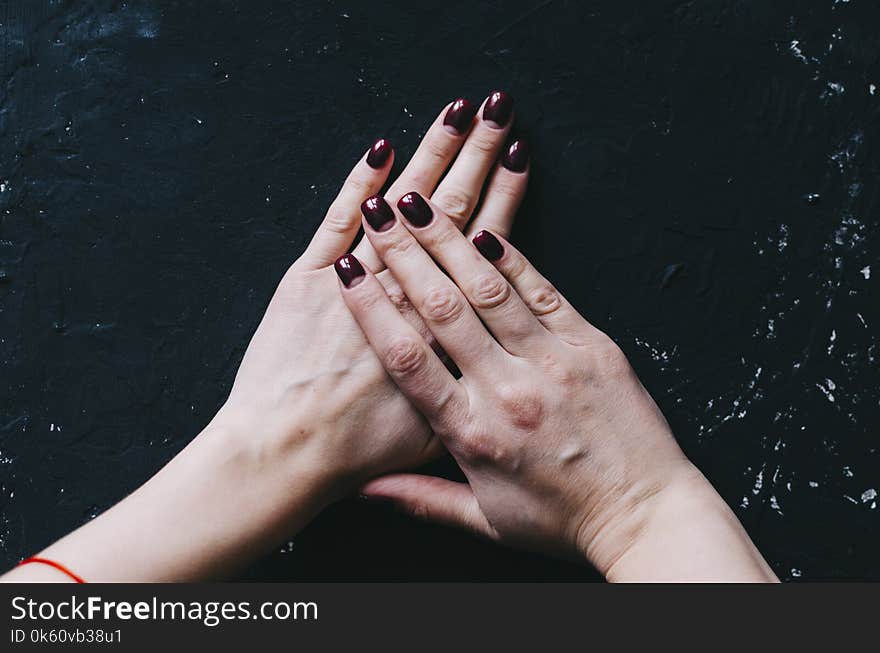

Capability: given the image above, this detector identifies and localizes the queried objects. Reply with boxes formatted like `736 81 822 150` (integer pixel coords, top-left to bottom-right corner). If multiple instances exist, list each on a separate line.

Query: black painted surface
1 0 878 581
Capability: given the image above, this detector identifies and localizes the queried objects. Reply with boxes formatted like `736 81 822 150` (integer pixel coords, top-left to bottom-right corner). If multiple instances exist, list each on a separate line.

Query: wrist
584 465 777 582
28 416 337 582
206 404 342 504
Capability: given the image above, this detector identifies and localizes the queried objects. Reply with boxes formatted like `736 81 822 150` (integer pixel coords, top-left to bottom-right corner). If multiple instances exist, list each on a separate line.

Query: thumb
361 474 496 540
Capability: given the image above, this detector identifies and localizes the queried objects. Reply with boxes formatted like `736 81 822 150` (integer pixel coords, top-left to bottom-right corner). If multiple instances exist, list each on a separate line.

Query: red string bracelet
18 557 86 583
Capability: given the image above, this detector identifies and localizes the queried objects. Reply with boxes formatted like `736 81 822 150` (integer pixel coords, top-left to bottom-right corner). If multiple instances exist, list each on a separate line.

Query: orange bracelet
18 557 86 583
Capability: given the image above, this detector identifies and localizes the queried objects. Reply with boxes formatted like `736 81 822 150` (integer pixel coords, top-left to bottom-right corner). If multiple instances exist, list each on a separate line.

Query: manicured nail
334 254 366 288
366 138 393 168
473 230 504 261
361 195 395 232
501 139 529 172
443 98 477 134
483 91 514 127
397 192 433 227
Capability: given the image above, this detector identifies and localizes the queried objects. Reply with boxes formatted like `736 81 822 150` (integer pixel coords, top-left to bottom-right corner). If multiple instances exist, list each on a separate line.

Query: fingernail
473 230 504 261
443 98 477 134
397 192 433 227
334 254 366 288
483 90 514 127
501 139 529 172
361 195 396 232
366 138 393 169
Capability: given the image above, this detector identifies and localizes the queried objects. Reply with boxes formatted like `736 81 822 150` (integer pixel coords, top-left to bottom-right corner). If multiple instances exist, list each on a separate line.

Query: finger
353 98 478 270
359 195 507 375
334 254 466 425
431 90 514 228
396 191 546 355
472 230 596 345
298 139 394 270
361 474 495 539
376 269 449 366
465 140 529 240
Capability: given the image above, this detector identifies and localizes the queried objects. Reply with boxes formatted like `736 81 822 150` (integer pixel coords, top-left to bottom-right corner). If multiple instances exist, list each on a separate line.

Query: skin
337 195 779 583
1 94 526 582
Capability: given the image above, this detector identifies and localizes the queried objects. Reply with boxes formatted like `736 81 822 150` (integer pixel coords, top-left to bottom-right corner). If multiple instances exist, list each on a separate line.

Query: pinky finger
471 230 596 345
335 254 466 429
298 140 393 270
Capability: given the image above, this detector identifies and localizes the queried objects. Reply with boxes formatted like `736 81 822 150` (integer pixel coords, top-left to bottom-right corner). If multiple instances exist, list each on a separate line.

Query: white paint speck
816 379 836 402
770 495 784 515
752 468 764 495
789 40 809 65
861 488 877 503
860 265 870 279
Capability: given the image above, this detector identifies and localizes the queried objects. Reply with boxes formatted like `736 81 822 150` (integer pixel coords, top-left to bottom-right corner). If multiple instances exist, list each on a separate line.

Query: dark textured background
1 0 878 581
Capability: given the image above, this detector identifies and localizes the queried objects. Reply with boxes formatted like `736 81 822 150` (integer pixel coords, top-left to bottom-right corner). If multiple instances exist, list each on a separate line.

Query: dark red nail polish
397 192 433 227
366 138 392 168
483 91 514 127
501 139 529 172
334 254 366 287
443 98 477 134
361 195 395 232
473 230 504 261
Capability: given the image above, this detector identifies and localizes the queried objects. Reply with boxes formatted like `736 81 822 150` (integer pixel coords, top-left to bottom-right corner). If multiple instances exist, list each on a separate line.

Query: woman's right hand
337 194 778 582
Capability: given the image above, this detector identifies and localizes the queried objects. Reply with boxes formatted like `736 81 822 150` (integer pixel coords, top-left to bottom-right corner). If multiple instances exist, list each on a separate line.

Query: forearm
593 467 778 583
2 422 333 583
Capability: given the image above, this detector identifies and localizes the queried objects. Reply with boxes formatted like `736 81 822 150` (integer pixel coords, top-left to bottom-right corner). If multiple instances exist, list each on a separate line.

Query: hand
216 92 525 498
2 93 529 582
337 194 778 582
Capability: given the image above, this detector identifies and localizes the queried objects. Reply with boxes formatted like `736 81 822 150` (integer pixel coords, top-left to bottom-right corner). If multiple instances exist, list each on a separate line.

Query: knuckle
432 188 473 223
425 137 453 162
421 286 465 325
384 337 427 377
591 338 632 380
525 283 562 316
457 432 519 470
343 173 374 196
469 131 498 155
541 351 586 387
491 179 522 200
320 208 357 235
354 286 385 312
457 432 499 463
505 253 529 281
425 222 458 250
469 274 510 310
383 233 415 259
495 384 544 430
385 287 414 314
